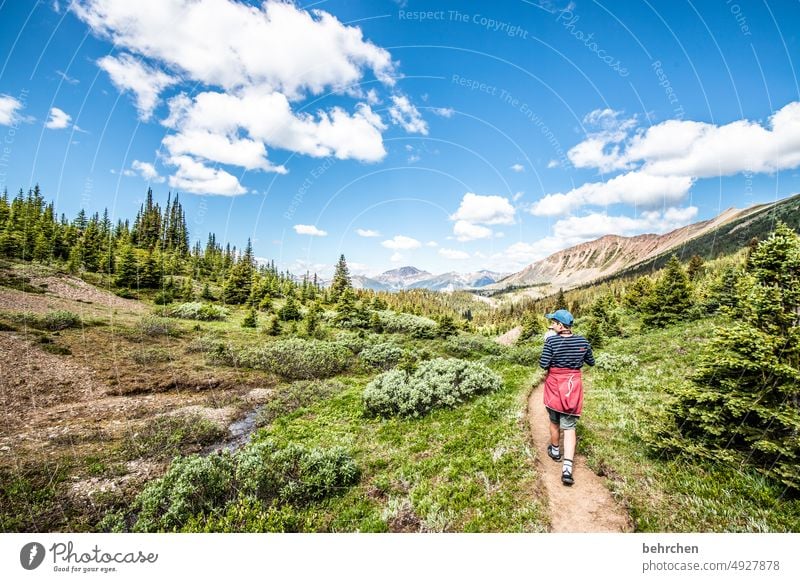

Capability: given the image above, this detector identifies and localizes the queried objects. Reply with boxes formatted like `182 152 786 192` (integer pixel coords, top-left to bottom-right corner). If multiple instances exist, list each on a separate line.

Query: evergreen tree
115 245 138 288
642 256 693 327
555 287 567 310
436 314 458 338
266 315 281 336
303 300 322 337
686 254 704 280
278 294 302 321
200 282 214 301
656 223 800 491
242 307 258 328
221 252 254 305
518 310 542 342
330 254 352 302
623 276 655 312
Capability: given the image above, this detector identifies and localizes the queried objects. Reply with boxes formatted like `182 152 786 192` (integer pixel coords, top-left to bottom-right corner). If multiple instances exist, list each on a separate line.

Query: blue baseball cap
546 309 574 327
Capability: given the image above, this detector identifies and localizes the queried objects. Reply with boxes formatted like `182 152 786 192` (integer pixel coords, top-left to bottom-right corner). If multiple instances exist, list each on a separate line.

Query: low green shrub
236 441 360 504
4 310 83 331
130 441 359 532
594 352 639 372
243 338 351 379
133 453 235 532
359 342 404 370
363 357 503 417
443 334 504 358
376 310 438 339
501 345 540 366
167 302 229 321
137 316 181 337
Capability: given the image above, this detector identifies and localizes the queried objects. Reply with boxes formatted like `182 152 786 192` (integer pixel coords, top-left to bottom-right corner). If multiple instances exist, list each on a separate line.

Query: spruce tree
656 223 800 491
278 294 302 321
330 254 352 302
115 245 138 288
642 256 693 327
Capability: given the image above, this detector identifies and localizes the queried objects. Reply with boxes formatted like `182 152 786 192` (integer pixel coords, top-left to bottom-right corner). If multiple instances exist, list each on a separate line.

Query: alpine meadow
1 0 800 545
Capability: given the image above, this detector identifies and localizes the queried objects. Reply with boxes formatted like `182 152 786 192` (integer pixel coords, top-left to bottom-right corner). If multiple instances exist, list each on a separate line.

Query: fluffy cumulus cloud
510 163 525 173
536 102 800 218
293 224 328 237
45 107 72 129
531 172 693 217
388 94 428 134
439 248 470 260
97 53 177 120
450 192 515 241
451 193 516 225
453 220 492 242
0 95 30 126
73 0 425 195
123 160 165 183
381 235 421 250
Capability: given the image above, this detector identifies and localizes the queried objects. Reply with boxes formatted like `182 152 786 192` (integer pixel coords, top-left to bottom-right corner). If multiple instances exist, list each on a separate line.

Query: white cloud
293 224 328 237
73 0 395 97
381 235 421 250
97 53 177 120
356 228 380 237
453 220 492 242
126 160 165 183
0 95 28 126
390 252 403 263
543 101 800 217
450 192 516 225
547 160 559 168
167 155 246 196
425 240 438 247
45 107 72 130
388 94 428 134
530 171 694 217
430 107 454 118
510 163 525 173
73 0 413 195
512 191 524 202
439 248 470 260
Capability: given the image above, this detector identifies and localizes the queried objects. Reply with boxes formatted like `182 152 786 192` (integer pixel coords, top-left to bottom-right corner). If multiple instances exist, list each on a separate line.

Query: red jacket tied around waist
543 367 584 416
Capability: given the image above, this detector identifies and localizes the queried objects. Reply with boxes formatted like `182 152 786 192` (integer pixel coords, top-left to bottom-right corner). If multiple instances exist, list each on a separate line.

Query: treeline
0 186 318 303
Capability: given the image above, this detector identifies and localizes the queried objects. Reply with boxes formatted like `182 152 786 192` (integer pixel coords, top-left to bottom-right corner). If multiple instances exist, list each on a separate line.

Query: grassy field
580 318 800 532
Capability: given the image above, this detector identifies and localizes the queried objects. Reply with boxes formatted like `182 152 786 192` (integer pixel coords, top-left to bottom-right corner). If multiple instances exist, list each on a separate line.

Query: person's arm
584 341 595 367
540 338 553 369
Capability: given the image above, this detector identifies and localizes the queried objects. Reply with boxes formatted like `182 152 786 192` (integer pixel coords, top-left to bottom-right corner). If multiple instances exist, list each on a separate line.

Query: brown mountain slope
489 204 766 296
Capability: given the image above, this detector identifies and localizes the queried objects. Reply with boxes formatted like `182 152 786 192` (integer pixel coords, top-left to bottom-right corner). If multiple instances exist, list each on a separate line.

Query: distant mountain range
350 266 507 292
487 192 800 297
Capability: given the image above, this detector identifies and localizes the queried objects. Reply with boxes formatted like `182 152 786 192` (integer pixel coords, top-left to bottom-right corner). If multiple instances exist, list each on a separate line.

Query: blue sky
1 0 799 278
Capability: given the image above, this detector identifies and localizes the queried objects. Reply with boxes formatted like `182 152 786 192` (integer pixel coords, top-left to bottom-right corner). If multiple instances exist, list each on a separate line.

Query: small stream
203 406 263 454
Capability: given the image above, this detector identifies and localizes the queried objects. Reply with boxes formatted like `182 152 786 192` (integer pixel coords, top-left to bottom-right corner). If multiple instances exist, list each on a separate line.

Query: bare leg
549 421 560 447
563 429 576 462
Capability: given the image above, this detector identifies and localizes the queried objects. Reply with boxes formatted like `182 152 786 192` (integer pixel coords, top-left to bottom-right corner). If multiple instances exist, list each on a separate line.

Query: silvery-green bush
360 342 404 370
243 338 352 379
444 334 504 358
363 357 503 417
376 310 438 338
167 302 229 321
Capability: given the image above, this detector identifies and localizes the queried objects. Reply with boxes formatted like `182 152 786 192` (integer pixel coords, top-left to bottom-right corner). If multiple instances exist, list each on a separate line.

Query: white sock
562 459 573 474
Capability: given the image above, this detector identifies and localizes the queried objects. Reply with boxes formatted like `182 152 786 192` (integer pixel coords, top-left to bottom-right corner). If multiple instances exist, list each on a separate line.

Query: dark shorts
546 406 578 430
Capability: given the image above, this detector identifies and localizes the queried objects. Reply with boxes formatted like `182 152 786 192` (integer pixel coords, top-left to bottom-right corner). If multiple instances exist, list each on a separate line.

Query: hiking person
539 309 594 486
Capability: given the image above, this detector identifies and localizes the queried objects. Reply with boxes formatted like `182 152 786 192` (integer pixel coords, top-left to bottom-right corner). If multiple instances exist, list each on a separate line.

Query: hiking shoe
547 444 562 462
561 469 574 486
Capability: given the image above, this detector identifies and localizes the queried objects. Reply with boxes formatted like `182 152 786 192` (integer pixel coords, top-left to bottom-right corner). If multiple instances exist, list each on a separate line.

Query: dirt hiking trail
528 382 633 532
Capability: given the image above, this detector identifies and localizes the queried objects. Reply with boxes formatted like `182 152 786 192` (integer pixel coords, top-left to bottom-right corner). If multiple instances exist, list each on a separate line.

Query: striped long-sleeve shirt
539 333 595 370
